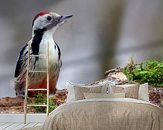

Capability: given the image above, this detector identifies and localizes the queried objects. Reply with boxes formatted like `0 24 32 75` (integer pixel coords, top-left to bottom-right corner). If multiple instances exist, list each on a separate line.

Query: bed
41 82 163 130
42 98 163 130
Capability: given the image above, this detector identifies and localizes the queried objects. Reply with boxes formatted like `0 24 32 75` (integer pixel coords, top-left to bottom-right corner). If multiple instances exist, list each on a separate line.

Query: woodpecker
14 12 72 96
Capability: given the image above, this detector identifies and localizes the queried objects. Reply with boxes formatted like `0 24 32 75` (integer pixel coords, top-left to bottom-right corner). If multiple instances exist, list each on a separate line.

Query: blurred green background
0 0 162 97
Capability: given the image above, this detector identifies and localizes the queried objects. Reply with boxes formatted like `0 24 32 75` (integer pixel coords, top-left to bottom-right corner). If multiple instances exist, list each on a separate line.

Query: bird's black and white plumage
14 12 72 96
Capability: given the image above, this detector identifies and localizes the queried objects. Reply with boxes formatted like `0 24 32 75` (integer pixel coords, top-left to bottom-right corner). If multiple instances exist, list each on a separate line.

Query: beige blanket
41 98 163 130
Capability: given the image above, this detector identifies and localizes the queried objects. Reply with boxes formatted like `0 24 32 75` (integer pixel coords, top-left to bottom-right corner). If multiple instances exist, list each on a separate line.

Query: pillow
66 81 85 102
101 81 113 94
138 83 149 101
74 86 102 100
66 81 111 102
84 92 126 99
111 83 139 99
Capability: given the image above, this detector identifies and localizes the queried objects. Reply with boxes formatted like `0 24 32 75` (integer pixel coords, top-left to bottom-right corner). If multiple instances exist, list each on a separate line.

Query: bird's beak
59 15 73 23
50 14 73 29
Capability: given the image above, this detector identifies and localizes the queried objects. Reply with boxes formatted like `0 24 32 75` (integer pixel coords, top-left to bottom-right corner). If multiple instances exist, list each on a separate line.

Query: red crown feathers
32 12 49 27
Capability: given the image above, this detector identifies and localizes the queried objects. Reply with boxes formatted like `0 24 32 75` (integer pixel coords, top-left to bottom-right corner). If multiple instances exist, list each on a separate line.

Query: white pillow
74 86 102 100
84 92 126 99
66 81 111 102
138 83 149 102
66 81 85 103
100 81 114 93
111 83 140 99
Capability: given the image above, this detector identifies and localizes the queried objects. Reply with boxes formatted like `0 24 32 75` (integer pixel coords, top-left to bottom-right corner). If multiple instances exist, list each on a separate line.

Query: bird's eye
47 16 52 21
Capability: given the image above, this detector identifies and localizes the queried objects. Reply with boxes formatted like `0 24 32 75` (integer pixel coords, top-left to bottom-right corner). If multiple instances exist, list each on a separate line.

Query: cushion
138 83 149 101
74 85 102 100
101 82 113 94
111 83 139 99
66 81 85 102
66 81 111 102
84 92 126 99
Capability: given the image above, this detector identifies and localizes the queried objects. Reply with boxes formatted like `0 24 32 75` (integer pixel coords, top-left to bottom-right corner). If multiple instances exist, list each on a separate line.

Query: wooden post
24 42 30 124
46 42 50 115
